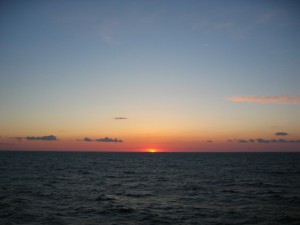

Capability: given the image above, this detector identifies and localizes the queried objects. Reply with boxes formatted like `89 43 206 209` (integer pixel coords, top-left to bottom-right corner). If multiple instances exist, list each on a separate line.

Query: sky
0 0 300 152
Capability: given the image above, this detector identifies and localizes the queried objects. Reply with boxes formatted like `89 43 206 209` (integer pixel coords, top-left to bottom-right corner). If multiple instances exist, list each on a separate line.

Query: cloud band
26 135 58 141
228 95 300 104
230 138 300 144
80 137 123 143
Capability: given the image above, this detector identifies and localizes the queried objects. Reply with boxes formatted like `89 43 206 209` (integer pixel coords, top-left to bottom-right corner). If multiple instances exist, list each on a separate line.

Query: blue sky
0 0 299 151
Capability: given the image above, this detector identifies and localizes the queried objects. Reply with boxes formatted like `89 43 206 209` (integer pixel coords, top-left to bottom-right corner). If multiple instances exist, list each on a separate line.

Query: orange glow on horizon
148 148 157 153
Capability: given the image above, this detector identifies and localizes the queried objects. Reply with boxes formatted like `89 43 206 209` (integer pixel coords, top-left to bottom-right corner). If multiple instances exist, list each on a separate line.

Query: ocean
0 151 299 225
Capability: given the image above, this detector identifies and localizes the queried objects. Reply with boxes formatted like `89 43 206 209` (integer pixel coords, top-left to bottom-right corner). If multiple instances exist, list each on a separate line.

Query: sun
148 148 157 153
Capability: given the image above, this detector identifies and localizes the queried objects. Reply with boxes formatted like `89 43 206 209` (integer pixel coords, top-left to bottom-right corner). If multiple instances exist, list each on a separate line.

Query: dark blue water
0 152 299 225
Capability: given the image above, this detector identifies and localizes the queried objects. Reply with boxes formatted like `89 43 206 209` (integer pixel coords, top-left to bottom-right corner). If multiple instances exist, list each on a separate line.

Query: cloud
275 132 289 136
26 135 58 141
83 137 93 142
114 117 128 120
256 11 278 24
256 138 270 143
256 138 297 143
206 140 213 143
257 138 300 144
227 95 300 104
232 138 300 144
99 30 115 44
96 137 123 143
229 139 256 143
79 137 123 143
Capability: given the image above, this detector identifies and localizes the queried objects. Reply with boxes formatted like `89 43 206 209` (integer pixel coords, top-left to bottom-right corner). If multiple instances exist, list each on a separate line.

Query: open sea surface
0 151 299 225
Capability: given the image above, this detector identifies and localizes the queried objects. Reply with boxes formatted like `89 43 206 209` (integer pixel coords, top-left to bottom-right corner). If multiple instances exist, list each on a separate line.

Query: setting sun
148 149 157 153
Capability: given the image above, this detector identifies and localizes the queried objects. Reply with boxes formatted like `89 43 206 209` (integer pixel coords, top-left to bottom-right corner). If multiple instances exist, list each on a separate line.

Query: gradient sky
1 0 300 152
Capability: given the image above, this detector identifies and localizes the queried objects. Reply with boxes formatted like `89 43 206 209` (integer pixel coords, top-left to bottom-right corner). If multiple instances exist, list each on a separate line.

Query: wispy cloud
25 135 58 141
96 137 123 143
256 138 300 144
256 11 278 24
99 29 116 44
230 138 300 144
14 135 58 141
227 95 300 104
275 132 289 136
78 137 123 143
114 117 128 120
83 137 93 142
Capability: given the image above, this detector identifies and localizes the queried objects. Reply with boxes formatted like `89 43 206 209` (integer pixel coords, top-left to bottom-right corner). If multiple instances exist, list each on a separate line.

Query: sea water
0 151 299 225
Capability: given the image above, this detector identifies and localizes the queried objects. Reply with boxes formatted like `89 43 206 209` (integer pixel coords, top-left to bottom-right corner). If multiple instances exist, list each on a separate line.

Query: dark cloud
256 138 270 143
233 138 300 144
275 132 288 136
79 137 123 143
206 140 213 143
114 117 128 120
256 138 300 144
26 135 57 141
96 137 123 143
83 137 93 142
278 139 288 143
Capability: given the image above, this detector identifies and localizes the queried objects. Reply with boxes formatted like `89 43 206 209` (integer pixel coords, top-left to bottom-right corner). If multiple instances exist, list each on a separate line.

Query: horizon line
0 150 299 153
